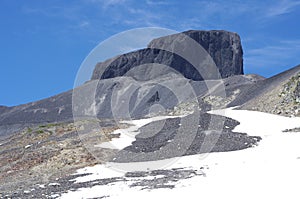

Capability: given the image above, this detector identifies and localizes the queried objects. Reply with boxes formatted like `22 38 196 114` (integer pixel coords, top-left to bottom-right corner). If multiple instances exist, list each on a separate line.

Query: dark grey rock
0 105 9 114
92 30 243 81
294 78 300 101
112 113 261 163
128 168 203 190
2 168 204 198
283 127 300 132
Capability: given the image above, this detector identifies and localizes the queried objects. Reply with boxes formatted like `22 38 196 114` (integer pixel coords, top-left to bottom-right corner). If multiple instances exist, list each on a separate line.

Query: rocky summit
92 30 243 81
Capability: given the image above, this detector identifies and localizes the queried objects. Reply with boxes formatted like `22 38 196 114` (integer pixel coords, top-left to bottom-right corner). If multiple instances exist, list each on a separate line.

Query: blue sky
1 0 300 106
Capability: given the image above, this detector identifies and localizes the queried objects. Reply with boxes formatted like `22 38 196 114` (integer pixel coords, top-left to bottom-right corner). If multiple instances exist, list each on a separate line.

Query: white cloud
103 0 126 7
86 0 126 9
266 0 300 17
79 21 90 28
123 7 163 27
171 1 262 30
176 18 209 31
244 39 300 74
146 0 170 6
247 40 300 57
22 5 92 33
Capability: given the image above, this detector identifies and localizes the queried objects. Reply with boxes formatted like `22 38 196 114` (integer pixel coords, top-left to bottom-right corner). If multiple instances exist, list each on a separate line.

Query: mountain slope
229 64 300 116
0 74 261 138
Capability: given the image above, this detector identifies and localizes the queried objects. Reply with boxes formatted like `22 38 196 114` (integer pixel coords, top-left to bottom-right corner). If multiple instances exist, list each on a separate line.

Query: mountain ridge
92 30 243 81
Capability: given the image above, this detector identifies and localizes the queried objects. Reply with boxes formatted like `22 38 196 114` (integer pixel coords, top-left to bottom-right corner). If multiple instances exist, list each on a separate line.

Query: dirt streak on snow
61 109 300 199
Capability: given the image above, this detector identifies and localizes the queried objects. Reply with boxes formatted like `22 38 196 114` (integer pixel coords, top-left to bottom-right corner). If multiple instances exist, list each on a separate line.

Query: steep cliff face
148 30 244 78
92 30 243 81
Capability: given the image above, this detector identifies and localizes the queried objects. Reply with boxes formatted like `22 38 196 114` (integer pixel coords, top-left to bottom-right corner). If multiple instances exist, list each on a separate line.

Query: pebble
50 193 60 198
38 184 46 189
48 183 60 187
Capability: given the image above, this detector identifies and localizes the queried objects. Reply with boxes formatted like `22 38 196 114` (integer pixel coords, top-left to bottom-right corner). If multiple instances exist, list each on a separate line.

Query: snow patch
95 115 186 150
209 108 300 136
61 109 300 199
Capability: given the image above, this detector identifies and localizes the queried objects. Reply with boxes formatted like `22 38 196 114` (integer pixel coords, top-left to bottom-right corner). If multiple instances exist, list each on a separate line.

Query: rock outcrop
0 106 9 114
271 73 300 116
230 64 300 117
92 30 243 81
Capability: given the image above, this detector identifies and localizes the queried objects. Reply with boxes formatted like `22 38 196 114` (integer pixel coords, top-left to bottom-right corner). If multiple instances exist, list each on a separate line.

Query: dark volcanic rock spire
92 30 243 81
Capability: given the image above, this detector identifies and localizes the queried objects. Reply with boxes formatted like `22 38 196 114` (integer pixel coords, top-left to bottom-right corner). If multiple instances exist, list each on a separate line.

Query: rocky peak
0 105 9 114
91 30 244 81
